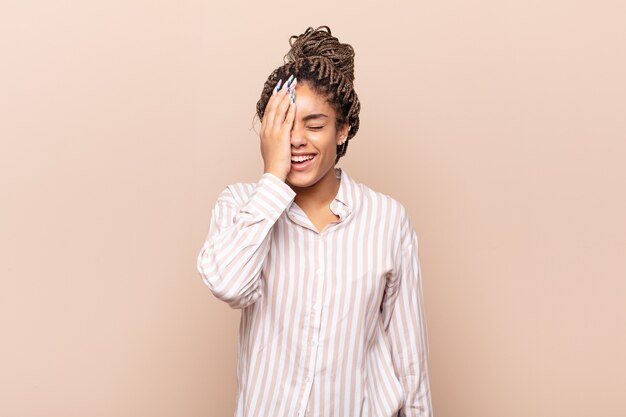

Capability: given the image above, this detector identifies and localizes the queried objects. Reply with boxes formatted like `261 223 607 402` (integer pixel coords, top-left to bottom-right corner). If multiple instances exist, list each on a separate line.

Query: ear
336 122 350 146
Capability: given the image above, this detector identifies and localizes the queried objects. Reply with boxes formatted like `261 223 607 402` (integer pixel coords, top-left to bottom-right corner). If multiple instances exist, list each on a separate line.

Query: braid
255 26 361 164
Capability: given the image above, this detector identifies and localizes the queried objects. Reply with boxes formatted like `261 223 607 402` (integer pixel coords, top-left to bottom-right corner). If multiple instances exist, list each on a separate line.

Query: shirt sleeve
380 205 434 417
196 172 296 309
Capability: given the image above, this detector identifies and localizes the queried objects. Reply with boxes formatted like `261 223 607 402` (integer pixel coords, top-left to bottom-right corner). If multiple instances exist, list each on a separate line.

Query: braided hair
255 26 361 164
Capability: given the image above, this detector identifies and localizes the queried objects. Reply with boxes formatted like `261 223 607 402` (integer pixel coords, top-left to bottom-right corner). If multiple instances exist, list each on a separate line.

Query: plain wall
1 1 625 416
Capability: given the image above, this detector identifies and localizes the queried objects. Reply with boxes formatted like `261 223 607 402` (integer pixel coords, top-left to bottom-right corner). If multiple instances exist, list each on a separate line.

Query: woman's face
286 81 349 189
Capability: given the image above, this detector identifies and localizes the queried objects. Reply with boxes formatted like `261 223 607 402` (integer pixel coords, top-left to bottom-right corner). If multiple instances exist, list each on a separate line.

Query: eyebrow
301 113 328 121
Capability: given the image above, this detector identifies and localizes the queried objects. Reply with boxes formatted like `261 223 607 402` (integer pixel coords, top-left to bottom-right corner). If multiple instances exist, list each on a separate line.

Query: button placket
302 235 324 407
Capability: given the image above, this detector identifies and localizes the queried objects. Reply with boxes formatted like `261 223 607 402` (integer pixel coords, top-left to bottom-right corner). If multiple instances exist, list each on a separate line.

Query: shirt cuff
241 172 296 221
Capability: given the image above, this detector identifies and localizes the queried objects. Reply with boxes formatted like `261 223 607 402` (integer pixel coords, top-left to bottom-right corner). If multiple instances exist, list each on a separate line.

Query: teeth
291 154 315 162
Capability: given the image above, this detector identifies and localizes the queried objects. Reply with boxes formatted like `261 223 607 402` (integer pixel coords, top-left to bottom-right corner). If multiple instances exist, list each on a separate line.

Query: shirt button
312 339 318 347
317 267 323 275
313 303 320 311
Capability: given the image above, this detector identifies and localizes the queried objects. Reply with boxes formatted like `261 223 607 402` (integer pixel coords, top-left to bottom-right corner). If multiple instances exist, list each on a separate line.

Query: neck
289 167 340 210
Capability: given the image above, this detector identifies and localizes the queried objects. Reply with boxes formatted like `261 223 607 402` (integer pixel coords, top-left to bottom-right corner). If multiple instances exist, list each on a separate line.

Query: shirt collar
329 167 353 220
286 167 356 221
333 167 350 205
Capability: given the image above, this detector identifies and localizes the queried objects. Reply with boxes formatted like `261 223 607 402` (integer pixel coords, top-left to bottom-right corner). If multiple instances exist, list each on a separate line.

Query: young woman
197 26 433 417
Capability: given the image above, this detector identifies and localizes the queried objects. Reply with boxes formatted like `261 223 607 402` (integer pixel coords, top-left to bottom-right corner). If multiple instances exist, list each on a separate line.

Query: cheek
309 135 337 154
322 141 338 159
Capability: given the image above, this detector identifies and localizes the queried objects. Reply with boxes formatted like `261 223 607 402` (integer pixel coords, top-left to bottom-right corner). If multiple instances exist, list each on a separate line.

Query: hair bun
285 26 355 84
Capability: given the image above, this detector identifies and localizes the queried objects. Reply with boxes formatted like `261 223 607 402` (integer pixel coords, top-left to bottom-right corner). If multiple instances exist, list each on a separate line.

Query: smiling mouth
291 154 316 168
291 154 316 162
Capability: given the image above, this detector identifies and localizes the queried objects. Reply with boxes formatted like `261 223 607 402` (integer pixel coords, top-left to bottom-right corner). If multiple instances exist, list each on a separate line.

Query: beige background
1 1 625 416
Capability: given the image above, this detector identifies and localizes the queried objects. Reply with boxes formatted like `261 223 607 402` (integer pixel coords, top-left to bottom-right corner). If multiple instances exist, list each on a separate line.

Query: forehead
295 82 335 115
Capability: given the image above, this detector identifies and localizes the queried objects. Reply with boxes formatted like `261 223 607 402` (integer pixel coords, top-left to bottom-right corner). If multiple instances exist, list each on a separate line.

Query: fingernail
286 74 294 87
275 79 283 92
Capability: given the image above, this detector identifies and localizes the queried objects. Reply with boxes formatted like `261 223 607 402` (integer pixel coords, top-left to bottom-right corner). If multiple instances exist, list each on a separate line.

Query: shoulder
214 179 257 208
351 177 415 248
355 179 410 225
214 172 294 209
358 183 416 260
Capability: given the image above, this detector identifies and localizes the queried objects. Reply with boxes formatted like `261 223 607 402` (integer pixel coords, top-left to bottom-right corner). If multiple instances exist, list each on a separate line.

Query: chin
287 170 319 187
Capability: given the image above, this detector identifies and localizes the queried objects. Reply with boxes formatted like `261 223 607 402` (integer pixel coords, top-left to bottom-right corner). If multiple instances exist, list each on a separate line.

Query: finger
283 97 296 129
272 77 296 130
272 92 292 130
272 78 283 95
263 78 283 128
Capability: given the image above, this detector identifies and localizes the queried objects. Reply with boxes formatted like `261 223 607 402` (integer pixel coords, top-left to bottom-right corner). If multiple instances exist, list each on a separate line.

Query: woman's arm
196 172 296 309
381 206 434 417
198 75 296 308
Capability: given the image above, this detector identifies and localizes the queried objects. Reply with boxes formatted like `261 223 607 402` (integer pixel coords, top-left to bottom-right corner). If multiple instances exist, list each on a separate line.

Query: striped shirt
196 167 433 417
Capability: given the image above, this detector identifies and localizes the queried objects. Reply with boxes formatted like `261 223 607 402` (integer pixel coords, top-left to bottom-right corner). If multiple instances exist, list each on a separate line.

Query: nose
290 123 307 148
